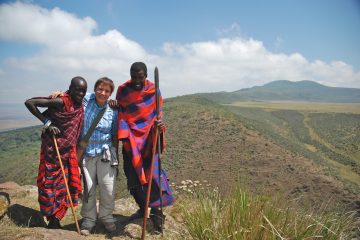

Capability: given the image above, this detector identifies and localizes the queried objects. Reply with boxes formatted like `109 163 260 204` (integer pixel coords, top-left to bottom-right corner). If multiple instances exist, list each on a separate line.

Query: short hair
130 62 147 76
70 76 86 87
94 77 115 93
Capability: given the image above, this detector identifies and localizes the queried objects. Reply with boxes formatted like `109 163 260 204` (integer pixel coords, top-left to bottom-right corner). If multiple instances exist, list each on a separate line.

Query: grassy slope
0 126 41 184
223 101 360 194
162 96 359 211
1 96 359 212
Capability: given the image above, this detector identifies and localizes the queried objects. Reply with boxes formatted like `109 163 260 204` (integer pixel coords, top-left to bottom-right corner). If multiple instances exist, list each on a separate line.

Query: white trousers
80 154 117 228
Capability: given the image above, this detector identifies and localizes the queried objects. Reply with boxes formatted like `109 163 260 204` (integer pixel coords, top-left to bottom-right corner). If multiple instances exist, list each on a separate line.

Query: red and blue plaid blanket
37 94 83 219
116 79 174 207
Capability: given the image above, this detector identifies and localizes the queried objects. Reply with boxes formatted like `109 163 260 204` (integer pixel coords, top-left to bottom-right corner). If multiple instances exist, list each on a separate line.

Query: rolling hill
198 80 360 103
1 81 360 239
162 96 360 210
1 94 359 213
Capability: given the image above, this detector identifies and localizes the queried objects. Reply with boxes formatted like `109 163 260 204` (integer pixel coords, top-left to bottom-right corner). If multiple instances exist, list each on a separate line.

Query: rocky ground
0 182 188 240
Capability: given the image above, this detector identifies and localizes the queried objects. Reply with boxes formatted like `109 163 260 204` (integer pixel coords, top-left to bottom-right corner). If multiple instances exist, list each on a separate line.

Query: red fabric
116 80 165 185
38 146 81 220
36 94 83 218
42 94 83 161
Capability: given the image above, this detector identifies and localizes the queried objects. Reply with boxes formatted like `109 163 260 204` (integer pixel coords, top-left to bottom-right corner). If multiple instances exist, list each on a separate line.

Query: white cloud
0 1 149 100
0 2 359 104
7 30 147 72
0 1 96 45
157 38 360 97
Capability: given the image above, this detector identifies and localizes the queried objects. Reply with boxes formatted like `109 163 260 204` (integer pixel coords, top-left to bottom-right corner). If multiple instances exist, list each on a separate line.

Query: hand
155 119 165 133
51 91 64 99
47 125 61 136
108 99 119 109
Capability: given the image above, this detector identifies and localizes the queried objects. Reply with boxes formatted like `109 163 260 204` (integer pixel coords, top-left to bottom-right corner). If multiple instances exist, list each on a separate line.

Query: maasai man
25 76 87 229
110 62 175 233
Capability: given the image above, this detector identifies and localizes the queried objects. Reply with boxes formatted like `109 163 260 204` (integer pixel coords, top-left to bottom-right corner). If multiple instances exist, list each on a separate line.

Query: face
69 80 87 104
130 70 146 90
95 82 112 106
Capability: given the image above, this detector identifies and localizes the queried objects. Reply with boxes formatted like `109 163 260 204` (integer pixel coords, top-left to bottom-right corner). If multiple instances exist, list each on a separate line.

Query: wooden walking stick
52 135 81 235
141 66 162 240
155 67 164 235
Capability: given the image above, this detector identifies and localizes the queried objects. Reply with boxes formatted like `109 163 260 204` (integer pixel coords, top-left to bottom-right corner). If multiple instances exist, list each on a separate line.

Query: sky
0 0 360 108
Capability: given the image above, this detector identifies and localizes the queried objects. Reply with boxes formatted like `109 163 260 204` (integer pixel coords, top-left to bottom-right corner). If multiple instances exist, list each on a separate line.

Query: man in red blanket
111 62 175 233
25 76 87 229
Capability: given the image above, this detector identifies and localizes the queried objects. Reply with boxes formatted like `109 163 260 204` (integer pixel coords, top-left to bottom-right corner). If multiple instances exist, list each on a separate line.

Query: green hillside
0 126 41 184
1 95 359 212
224 103 360 193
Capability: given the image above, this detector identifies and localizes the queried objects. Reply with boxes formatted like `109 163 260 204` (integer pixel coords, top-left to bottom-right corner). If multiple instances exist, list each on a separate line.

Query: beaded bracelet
43 119 52 128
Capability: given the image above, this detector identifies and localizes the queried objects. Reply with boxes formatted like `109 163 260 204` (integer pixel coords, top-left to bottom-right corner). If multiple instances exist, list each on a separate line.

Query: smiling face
69 77 87 105
95 82 112 106
130 70 146 90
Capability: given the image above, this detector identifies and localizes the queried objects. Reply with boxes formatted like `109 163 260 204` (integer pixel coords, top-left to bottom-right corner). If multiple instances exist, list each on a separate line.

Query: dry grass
178 185 360 240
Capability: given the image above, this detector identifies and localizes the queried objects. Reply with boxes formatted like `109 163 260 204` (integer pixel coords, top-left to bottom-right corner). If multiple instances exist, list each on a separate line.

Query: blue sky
33 0 360 66
0 0 359 109
2 0 360 65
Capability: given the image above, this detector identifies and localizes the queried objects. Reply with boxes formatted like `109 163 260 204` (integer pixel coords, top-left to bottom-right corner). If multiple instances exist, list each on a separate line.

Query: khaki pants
80 154 117 228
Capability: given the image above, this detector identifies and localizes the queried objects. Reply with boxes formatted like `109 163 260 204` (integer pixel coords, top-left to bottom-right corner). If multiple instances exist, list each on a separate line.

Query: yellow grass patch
304 144 317 152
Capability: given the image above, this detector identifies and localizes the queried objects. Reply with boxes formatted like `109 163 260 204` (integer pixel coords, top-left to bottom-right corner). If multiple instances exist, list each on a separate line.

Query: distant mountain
200 80 360 103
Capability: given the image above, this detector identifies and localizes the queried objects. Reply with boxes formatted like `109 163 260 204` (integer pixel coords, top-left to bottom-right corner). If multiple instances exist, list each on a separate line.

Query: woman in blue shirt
79 77 118 236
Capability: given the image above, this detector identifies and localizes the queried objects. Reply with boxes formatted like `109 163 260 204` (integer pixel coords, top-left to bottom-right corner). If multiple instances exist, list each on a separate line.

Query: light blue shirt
81 93 117 157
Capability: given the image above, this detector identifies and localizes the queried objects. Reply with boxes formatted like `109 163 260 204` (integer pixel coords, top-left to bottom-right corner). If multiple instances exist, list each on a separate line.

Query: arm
24 97 64 135
109 85 121 109
50 91 64 99
111 109 119 162
155 92 165 133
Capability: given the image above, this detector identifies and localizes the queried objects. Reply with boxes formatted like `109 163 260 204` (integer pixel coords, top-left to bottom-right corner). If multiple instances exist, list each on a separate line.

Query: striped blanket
116 79 174 207
37 94 83 220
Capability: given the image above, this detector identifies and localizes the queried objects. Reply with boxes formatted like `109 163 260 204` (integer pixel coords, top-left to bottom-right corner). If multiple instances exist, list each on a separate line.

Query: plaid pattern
36 94 83 219
148 153 175 208
117 79 174 207
81 93 117 156
42 94 84 161
38 145 81 220
116 79 163 184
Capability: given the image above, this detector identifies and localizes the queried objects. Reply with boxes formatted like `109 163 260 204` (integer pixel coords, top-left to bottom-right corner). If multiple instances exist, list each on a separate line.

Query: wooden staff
141 66 162 239
52 135 81 234
155 67 164 234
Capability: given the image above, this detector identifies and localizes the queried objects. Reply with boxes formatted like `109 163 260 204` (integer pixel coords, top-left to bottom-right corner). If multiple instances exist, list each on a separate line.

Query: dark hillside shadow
7 204 46 227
